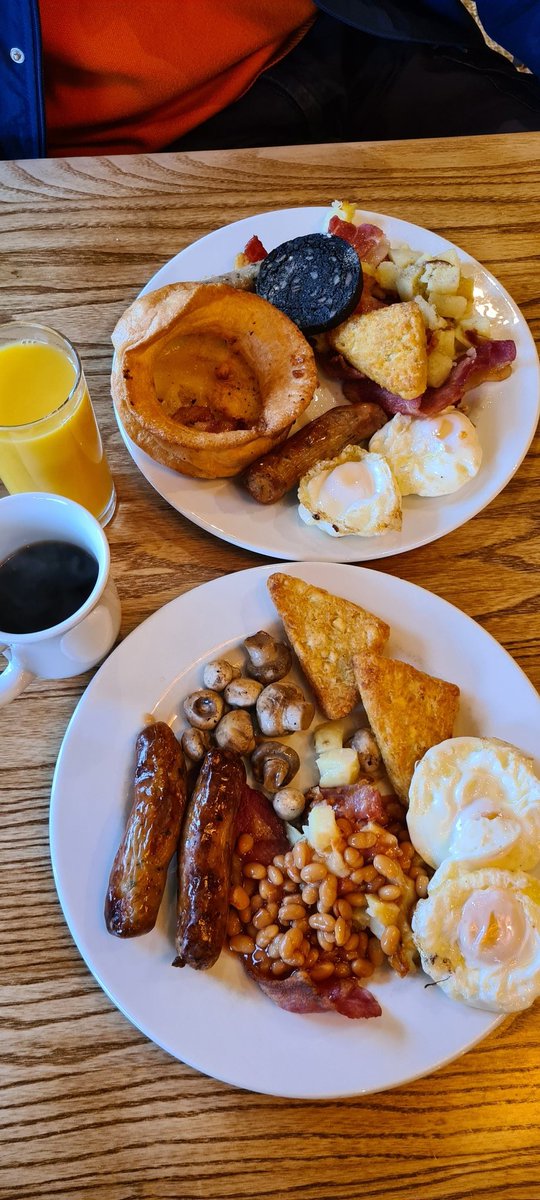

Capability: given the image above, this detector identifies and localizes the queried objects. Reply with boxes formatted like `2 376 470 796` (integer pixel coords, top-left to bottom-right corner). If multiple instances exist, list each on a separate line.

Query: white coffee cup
0 492 121 705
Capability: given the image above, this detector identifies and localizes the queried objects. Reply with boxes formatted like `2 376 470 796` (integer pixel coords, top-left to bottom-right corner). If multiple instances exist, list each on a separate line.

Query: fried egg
411 862 540 1012
298 445 402 537
369 410 482 496
407 737 540 872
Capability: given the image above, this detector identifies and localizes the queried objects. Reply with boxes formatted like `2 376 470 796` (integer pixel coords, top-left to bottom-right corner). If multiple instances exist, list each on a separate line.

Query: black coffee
0 540 99 634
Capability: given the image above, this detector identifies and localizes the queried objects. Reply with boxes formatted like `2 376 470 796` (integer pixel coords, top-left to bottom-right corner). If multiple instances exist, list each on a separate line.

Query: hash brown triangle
353 652 460 801
267 573 390 720
329 300 427 400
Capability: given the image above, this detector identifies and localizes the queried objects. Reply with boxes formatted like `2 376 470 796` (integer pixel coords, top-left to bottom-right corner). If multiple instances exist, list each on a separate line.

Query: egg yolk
458 888 528 966
310 461 376 518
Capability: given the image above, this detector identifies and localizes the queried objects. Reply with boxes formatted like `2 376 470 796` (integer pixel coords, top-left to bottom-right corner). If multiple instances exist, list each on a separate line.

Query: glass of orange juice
0 322 116 526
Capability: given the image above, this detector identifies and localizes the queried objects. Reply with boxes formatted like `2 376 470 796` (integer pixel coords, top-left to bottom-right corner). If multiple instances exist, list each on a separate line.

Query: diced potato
332 199 356 222
234 252 249 269
361 261 375 278
431 328 455 359
388 243 420 269
313 717 357 755
414 294 446 331
317 748 360 788
454 324 473 349
427 349 454 388
375 260 399 291
303 802 340 854
420 260 460 296
430 292 468 320
457 273 475 300
396 263 424 301
365 895 400 939
460 313 492 336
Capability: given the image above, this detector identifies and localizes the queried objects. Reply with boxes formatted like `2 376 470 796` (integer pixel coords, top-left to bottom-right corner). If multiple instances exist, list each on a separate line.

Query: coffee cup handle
0 647 36 706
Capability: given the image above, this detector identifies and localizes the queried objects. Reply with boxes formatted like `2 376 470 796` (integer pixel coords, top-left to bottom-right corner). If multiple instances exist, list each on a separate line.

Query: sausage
243 401 386 504
105 722 187 937
174 747 245 970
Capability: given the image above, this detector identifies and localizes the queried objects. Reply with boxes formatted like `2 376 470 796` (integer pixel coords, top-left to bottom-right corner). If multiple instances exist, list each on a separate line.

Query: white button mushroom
256 683 314 737
202 659 240 692
272 788 306 821
183 689 224 730
214 709 256 755
244 630 292 684
223 677 263 707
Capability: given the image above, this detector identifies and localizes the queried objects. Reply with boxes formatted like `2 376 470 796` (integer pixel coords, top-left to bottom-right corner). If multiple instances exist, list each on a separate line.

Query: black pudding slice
255 232 363 334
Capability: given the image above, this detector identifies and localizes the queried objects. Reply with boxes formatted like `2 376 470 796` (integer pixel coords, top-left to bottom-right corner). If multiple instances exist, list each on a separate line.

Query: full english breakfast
111 201 517 544
104 574 540 1019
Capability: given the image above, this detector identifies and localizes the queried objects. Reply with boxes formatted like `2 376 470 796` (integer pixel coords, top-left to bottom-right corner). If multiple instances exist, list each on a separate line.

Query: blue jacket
1 1 538 159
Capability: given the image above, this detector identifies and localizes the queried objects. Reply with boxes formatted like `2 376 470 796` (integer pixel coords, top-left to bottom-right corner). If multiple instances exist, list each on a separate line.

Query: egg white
298 444 402 537
412 862 540 1012
407 737 540 872
369 409 482 497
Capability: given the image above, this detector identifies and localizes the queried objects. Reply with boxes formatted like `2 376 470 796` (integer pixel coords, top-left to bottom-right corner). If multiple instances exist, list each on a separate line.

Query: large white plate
50 562 540 1098
115 206 539 562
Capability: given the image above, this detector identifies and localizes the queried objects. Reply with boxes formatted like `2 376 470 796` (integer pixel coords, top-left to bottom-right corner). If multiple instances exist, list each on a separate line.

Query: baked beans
228 812 430 986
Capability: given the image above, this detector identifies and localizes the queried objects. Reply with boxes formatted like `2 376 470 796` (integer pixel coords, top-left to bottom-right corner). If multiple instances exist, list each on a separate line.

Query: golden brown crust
104 722 187 937
111 282 317 478
267 573 390 720
352 653 460 802
329 301 427 400
243 401 387 504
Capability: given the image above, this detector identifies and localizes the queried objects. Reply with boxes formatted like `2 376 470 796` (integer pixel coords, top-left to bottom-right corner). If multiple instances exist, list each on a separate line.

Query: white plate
115 206 539 562
50 562 540 1098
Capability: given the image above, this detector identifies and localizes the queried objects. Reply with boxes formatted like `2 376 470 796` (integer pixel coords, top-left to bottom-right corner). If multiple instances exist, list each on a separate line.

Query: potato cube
430 292 468 320
420 260 460 296
375 260 399 291
388 243 419 269
457 273 475 300
396 263 424 301
431 328 455 359
414 294 446 331
427 349 454 388
316 748 360 788
460 313 492 336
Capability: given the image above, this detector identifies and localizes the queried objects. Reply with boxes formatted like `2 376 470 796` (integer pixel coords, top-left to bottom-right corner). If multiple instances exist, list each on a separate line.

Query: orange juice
0 326 115 524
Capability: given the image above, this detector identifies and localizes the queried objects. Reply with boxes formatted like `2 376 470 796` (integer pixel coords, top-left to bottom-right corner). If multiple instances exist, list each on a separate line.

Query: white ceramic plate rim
114 206 539 562
49 563 540 1098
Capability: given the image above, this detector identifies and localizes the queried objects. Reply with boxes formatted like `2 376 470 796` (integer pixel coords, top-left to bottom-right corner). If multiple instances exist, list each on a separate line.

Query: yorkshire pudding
111 282 317 478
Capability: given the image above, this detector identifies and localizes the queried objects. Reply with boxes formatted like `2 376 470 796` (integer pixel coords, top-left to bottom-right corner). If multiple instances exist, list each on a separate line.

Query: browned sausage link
242 402 386 504
105 722 187 937
174 747 245 970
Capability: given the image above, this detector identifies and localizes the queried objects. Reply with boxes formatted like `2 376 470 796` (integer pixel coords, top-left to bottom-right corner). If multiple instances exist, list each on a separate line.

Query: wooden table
1 134 539 1200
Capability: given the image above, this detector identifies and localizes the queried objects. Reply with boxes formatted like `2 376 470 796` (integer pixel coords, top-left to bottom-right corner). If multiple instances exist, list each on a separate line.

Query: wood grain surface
0 134 539 1200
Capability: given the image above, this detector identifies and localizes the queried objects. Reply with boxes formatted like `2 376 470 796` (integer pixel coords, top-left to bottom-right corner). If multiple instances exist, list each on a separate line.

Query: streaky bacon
340 338 516 417
328 216 390 267
234 782 289 864
243 235 268 263
244 962 382 1019
307 783 390 826
320 351 366 381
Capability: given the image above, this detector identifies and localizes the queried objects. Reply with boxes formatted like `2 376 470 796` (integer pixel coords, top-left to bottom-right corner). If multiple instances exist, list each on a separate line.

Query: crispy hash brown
352 652 460 802
329 300 428 400
267 573 390 720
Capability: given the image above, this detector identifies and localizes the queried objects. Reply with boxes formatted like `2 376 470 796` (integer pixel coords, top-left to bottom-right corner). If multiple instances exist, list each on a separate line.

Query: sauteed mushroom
183 689 224 730
181 728 212 762
203 659 240 692
244 630 292 684
215 709 256 755
251 741 300 793
256 683 314 737
223 677 263 707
